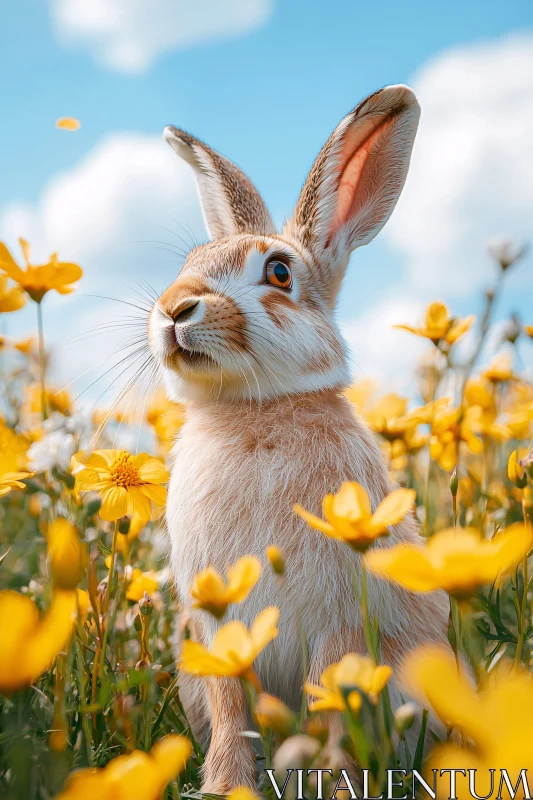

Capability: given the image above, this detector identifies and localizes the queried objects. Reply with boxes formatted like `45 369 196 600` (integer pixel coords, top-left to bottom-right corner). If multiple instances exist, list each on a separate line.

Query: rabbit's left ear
284 85 419 294
164 126 275 239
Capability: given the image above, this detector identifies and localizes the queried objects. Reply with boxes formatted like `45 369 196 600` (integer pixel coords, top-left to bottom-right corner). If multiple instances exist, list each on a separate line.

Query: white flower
486 237 528 271
28 430 76 473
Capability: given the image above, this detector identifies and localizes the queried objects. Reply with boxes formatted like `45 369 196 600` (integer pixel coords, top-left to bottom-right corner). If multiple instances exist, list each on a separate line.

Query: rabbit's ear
284 85 420 291
164 126 275 239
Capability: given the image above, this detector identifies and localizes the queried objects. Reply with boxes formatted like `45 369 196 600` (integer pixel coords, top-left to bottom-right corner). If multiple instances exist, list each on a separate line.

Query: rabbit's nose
173 298 201 325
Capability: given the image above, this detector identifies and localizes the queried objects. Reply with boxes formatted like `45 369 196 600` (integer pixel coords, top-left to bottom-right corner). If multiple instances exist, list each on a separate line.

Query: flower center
110 453 141 488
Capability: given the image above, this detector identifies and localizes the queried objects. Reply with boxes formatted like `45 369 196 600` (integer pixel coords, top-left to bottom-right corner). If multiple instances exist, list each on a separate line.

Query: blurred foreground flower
55 734 191 800
266 545 285 576
394 301 474 346
0 590 76 693
0 274 25 312
366 524 532 599
255 692 295 735
180 607 279 684
305 653 392 713
190 555 261 618
294 482 415 551
47 518 86 590
0 239 82 303
74 449 169 527
55 117 81 131
403 646 533 792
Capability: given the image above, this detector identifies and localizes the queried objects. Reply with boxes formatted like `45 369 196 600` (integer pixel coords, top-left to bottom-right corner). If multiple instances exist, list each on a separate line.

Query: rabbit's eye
265 259 292 290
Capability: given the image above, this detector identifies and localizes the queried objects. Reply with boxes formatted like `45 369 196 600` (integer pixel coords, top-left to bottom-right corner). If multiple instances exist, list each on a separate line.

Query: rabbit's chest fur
167 389 445 701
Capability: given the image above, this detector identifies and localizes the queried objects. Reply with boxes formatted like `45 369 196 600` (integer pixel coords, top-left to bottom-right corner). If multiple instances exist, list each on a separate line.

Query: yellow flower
305 654 392 713
180 607 279 682
146 390 186 453
402 646 533 796
190 556 261 618
294 482 415 552
56 117 81 131
0 470 32 497
266 545 285 576
0 274 25 312
0 239 82 303
228 789 261 800
47 518 86 590
126 569 159 602
429 403 482 471
365 524 532 598
482 353 518 383
74 449 169 528
55 734 191 800
394 301 474 346
526 324 533 339
255 692 295 735
363 393 409 440
0 590 77 693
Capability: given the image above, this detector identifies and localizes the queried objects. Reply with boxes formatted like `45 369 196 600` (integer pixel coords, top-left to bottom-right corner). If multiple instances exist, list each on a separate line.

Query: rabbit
148 85 449 794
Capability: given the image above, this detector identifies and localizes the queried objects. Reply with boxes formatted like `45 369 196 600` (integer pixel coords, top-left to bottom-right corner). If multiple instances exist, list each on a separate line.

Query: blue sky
1 0 532 397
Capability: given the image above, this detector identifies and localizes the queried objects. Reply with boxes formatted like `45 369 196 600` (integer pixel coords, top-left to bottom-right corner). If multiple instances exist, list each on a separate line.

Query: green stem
515 552 528 669
360 561 378 662
36 301 48 421
100 522 119 674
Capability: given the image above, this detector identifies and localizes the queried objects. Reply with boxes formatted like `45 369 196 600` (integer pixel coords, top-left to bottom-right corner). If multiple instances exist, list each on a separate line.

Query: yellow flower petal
293 504 336 537
365 545 438 592
180 640 234 676
150 734 192 781
134 454 170 483
370 488 415 532
226 556 262 603
250 606 280 655
99 485 129 521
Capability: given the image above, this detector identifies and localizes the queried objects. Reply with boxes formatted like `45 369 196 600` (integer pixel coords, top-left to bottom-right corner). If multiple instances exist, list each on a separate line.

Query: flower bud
135 659 149 671
118 515 131 535
255 692 294 736
139 592 153 616
503 313 522 345
273 735 319 771
266 545 285 576
394 702 417 733
487 238 528 272
508 451 527 489
28 494 41 517
449 467 458 498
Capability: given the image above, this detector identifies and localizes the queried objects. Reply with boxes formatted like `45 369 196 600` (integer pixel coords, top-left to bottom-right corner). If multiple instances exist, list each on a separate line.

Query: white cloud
340 295 427 389
49 0 273 73
0 132 206 291
387 33 533 296
0 133 206 400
